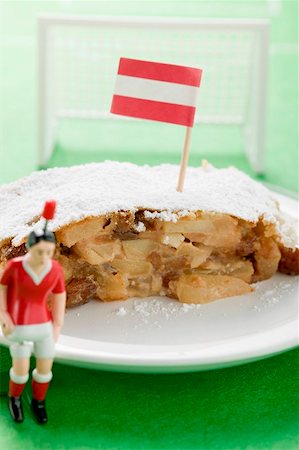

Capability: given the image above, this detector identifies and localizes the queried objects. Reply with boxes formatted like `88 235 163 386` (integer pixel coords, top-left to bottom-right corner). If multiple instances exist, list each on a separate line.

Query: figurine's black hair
26 229 56 249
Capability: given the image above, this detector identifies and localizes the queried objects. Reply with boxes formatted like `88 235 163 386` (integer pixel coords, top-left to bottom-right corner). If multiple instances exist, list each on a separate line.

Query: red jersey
0 257 65 325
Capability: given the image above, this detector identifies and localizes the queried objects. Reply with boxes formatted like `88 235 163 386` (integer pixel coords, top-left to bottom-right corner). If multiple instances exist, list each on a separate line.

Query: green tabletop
0 1 298 449
0 346 299 450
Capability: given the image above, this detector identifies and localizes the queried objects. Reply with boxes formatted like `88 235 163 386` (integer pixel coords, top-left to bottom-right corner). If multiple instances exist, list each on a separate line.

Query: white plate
0 191 298 373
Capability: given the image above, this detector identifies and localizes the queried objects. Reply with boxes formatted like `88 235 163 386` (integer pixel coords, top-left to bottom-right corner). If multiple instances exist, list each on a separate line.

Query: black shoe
8 396 24 423
31 398 48 424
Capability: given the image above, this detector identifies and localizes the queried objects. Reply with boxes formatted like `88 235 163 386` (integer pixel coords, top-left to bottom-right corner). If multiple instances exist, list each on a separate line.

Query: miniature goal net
38 15 269 172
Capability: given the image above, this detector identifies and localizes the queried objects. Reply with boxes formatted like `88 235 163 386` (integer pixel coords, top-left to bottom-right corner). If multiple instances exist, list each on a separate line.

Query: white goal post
38 15 269 172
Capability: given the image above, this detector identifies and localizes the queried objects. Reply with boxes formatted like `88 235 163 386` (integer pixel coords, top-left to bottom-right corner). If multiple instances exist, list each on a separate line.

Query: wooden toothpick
176 127 192 192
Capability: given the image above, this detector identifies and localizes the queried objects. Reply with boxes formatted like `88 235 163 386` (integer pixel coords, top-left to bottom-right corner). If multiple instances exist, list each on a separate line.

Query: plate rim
54 317 298 366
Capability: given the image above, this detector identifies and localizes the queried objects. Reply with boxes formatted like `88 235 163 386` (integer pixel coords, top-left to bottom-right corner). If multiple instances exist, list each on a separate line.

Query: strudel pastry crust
0 161 298 307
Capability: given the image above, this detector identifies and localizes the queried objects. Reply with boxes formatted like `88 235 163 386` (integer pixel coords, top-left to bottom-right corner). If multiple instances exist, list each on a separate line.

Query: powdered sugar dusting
112 297 203 326
134 221 146 232
144 210 179 223
110 277 296 324
116 307 127 317
251 279 295 312
276 212 299 249
0 161 296 246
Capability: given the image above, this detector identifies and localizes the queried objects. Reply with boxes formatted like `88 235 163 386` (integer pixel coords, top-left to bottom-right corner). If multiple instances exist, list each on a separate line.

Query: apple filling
47 209 287 307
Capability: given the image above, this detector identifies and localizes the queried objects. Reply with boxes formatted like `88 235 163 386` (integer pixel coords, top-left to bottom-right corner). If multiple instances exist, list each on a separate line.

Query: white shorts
6 321 55 359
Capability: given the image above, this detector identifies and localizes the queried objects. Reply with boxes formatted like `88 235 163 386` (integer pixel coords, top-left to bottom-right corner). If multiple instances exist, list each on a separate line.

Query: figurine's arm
0 284 15 336
51 291 66 342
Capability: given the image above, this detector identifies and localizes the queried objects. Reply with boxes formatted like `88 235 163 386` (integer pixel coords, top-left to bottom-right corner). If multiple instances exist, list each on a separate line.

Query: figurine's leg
32 358 53 403
9 357 30 396
8 342 31 423
31 327 55 424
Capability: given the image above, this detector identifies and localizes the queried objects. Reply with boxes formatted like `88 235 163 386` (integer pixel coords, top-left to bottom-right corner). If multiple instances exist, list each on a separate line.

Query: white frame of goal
38 15 269 172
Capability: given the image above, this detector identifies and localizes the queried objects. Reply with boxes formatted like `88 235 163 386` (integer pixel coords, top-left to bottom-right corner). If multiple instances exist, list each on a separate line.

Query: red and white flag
110 58 202 127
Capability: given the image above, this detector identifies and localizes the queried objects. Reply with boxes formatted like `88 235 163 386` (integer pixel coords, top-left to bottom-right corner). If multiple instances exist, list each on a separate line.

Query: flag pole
176 127 192 192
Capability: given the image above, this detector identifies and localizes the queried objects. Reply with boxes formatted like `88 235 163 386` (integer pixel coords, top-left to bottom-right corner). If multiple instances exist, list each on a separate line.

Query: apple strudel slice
0 161 298 307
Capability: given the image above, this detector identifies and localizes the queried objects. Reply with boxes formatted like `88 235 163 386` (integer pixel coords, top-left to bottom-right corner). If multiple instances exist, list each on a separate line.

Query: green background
0 1 298 449
0 347 298 450
0 0 298 190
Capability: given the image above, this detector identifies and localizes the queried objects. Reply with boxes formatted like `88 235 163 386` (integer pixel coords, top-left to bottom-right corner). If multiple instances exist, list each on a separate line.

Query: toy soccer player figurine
0 200 66 424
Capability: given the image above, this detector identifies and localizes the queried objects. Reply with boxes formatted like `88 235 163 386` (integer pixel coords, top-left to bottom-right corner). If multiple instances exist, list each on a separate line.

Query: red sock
32 380 50 401
9 380 26 398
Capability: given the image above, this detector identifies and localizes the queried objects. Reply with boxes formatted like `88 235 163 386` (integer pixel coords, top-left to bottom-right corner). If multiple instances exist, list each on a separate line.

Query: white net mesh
47 24 256 125
39 17 268 171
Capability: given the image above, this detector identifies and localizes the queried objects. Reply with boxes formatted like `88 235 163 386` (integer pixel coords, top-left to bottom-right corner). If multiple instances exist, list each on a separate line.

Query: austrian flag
110 58 203 127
